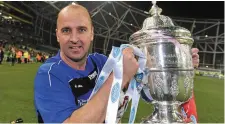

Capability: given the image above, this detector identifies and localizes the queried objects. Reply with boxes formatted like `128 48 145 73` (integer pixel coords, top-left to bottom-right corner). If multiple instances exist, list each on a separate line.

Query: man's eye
62 28 70 33
79 28 87 33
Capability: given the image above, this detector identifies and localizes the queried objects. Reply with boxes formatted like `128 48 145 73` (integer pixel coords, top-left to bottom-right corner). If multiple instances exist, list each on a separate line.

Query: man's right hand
122 47 139 89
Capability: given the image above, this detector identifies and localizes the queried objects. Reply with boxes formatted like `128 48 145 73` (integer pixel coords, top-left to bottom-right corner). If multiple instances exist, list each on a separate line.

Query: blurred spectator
24 51 29 64
0 48 4 64
16 50 22 64
45 54 49 60
28 53 31 63
6 49 10 62
36 53 41 63
41 53 45 63
11 47 16 66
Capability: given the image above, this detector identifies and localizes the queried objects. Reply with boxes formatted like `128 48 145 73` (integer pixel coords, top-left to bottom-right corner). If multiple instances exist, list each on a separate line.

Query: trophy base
141 102 184 124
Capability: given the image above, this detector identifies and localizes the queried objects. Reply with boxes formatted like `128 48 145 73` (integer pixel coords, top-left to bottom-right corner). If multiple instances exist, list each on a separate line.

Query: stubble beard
69 52 88 62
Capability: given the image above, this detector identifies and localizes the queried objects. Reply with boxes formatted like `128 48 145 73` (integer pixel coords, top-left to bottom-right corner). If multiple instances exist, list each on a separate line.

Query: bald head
57 3 92 29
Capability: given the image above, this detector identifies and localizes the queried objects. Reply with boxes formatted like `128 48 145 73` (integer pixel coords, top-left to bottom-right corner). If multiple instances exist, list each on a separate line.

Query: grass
0 63 224 123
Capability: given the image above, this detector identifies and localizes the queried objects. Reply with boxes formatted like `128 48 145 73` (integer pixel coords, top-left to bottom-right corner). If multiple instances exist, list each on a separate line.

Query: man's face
56 7 93 62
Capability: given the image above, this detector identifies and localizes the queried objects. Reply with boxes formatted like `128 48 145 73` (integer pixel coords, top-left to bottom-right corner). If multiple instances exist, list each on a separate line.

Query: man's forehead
57 15 90 29
57 4 91 28
58 21 89 29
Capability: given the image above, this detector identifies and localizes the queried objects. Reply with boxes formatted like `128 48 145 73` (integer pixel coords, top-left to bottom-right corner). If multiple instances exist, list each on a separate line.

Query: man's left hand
191 48 199 68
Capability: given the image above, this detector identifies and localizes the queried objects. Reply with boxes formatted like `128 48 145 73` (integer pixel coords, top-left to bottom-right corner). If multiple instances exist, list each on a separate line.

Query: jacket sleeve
34 65 78 123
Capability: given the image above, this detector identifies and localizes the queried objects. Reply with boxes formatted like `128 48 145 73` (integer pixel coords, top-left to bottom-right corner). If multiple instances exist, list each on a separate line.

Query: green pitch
0 63 224 123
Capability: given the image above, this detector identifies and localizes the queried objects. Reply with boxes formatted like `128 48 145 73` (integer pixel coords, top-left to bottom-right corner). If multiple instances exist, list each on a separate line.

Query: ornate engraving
184 76 189 98
183 71 193 98
170 75 179 100
152 73 164 99
190 71 194 90
153 50 162 68
177 49 183 66
165 73 171 80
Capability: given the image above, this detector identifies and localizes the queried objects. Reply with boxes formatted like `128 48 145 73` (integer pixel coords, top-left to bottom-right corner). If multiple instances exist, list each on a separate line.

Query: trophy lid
130 1 194 45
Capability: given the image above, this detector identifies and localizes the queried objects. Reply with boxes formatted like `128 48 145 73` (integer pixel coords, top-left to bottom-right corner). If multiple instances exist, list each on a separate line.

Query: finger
193 59 199 64
184 118 192 123
193 57 199 62
193 59 199 68
192 53 199 59
123 52 134 61
123 48 135 60
123 47 133 54
191 48 199 54
127 54 135 60
132 59 139 71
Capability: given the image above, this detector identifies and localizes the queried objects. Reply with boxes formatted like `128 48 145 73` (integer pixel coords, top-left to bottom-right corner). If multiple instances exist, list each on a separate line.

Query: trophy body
130 2 195 123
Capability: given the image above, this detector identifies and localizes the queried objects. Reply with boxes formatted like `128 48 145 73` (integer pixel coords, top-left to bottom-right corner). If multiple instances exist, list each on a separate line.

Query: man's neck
60 52 87 70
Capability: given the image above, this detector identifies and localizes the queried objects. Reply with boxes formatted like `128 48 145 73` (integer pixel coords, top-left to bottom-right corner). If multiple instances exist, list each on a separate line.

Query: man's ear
56 29 59 42
91 26 94 41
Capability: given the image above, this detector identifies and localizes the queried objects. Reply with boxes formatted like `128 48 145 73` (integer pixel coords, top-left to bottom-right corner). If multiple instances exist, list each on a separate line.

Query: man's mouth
69 46 82 49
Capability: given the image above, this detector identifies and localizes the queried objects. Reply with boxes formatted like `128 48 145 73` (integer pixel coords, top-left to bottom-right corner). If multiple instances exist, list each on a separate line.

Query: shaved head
55 3 94 65
57 3 92 29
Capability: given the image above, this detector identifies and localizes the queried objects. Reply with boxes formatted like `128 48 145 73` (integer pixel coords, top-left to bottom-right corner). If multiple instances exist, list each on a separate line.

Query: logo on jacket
74 84 83 88
88 71 97 80
78 99 88 106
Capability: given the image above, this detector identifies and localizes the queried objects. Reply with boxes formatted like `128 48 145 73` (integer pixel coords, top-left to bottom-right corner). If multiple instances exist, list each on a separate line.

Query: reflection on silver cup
129 2 195 123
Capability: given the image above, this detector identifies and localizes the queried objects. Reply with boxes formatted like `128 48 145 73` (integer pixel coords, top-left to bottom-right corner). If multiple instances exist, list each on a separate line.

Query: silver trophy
129 2 195 123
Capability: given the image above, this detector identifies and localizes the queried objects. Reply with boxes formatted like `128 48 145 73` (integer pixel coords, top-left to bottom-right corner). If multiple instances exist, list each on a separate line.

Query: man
23 50 29 64
10 46 16 66
0 47 4 64
16 50 22 64
34 3 199 123
34 3 139 123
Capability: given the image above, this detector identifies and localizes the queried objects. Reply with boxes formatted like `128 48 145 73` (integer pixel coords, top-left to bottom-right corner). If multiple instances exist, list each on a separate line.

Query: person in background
6 49 10 62
40 53 45 63
24 51 29 64
45 54 49 60
36 53 41 63
0 47 4 64
16 50 22 64
28 53 31 63
11 47 16 66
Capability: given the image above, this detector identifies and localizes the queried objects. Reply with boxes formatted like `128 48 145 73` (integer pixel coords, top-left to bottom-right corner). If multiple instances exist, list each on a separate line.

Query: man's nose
69 31 79 43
